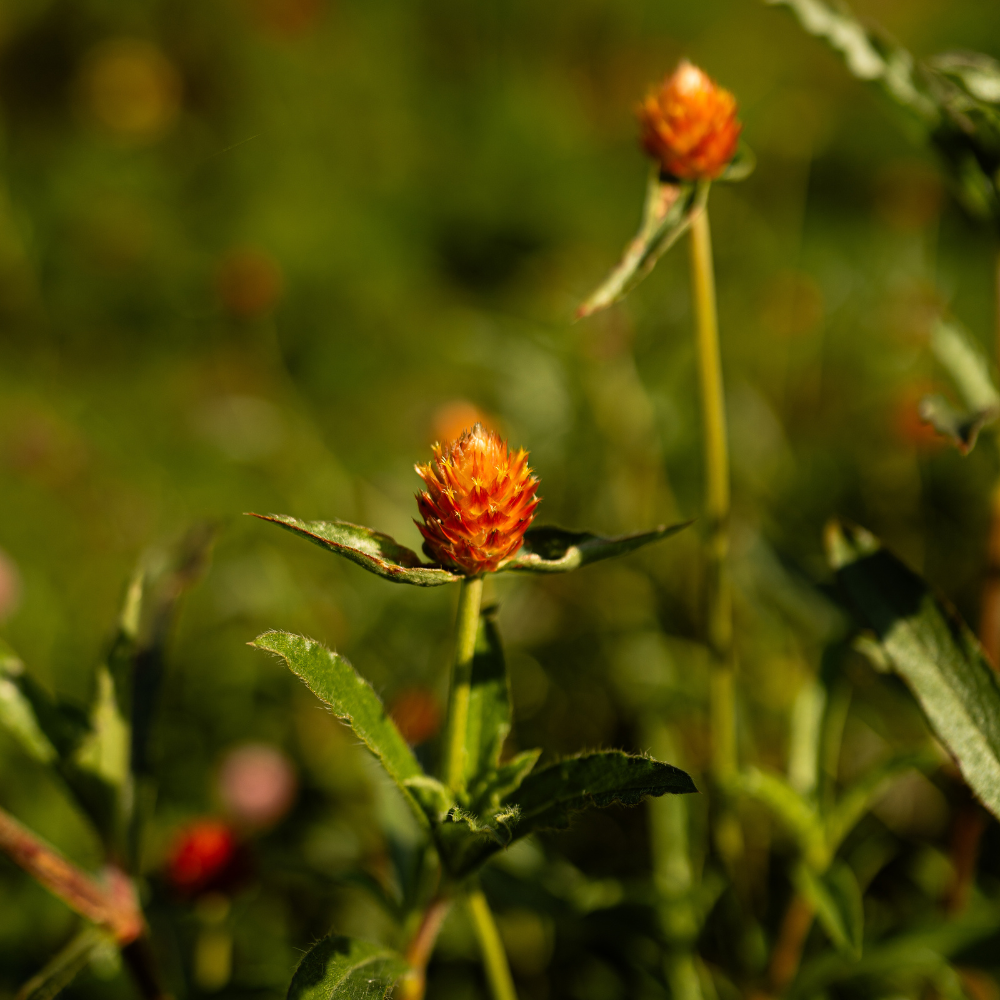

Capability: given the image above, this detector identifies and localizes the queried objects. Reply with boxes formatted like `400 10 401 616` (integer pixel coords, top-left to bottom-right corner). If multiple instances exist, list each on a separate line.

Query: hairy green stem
690 205 736 788
443 575 484 792
467 887 517 1000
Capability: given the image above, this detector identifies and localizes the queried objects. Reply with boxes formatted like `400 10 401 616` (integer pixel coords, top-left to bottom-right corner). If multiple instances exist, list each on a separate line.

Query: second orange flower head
638 60 741 181
415 423 540 576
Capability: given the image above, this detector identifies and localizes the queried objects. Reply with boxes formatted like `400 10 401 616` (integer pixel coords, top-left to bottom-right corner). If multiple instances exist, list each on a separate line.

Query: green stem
689 203 736 789
443 575 484 792
467 887 517 1000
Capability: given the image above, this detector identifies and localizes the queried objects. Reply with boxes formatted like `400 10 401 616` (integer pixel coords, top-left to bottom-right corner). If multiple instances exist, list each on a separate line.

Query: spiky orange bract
638 60 741 181
415 423 539 575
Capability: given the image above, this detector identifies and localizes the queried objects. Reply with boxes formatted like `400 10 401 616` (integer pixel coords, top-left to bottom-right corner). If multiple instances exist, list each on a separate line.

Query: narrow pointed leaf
795 860 863 960
470 748 542 813
251 631 430 828
464 606 510 788
249 513 462 586
717 142 756 182
507 751 696 833
576 173 704 319
286 936 409 1000
827 520 1000 821
502 521 691 574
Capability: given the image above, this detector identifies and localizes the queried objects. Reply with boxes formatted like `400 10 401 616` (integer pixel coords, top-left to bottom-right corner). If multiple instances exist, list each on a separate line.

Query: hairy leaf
795 861 863 960
248 513 462 586
576 173 704 318
503 522 691 574
251 631 430 828
286 936 409 1000
508 751 696 834
827 520 1000 820
464 607 510 788
470 749 542 814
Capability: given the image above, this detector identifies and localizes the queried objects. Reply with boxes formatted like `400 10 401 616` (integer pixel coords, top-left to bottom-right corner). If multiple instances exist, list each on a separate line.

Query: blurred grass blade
825 750 937 854
919 320 1000 453
251 631 431 829
286 936 409 1000
717 142 756 182
576 172 704 318
502 521 691 574
508 751 696 834
0 640 59 765
795 861 863 960
16 926 116 1000
787 676 826 798
738 767 826 867
464 606 510 789
826 519 1000 820
248 513 462 586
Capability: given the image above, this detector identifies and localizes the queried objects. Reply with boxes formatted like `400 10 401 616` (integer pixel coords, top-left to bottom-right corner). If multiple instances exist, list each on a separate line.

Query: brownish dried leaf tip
415 423 539 576
638 60 741 181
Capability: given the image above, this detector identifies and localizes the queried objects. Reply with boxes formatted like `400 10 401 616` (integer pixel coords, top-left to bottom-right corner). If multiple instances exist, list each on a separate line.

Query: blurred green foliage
2 0 1000 997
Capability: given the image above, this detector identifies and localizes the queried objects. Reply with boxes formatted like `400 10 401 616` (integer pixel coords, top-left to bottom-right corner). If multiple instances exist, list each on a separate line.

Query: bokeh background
2 0 1000 997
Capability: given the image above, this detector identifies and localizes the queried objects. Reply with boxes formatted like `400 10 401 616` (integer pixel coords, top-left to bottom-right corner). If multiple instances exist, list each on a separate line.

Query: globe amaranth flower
415 423 539 575
638 60 741 181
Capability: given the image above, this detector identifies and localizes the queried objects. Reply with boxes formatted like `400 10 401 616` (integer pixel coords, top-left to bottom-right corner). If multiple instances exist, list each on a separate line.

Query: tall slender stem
689 204 736 787
443 575 484 792
467 887 517 1000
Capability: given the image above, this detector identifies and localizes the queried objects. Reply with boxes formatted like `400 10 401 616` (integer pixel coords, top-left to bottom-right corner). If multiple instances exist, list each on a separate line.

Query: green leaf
738 767 826 868
248 513 462 586
825 750 937 854
576 172 705 319
502 522 692 574
795 861 863 960
16 926 117 1000
765 0 938 123
919 320 1000 453
0 640 58 765
464 607 510 789
827 520 1000 821
286 936 409 1000
470 749 543 814
251 631 431 828
508 751 696 834
717 142 756 182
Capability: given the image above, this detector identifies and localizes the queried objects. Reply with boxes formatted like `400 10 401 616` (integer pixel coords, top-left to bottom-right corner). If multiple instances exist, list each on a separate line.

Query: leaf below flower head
576 172 705 319
500 521 692 574
247 513 463 586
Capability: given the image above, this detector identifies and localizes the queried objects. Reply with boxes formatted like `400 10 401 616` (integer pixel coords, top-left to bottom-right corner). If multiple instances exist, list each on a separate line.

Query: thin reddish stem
398 897 453 1000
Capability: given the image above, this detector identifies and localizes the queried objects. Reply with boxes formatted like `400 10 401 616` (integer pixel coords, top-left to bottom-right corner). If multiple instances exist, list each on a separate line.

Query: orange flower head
638 60 741 181
415 423 539 575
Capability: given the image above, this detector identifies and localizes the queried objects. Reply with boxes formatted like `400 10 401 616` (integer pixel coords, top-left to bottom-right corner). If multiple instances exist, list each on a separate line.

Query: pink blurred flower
217 743 297 830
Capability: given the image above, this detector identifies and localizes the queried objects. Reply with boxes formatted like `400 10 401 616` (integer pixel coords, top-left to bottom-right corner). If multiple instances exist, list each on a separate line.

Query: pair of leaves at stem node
252 629 696 883
575 145 754 319
249 512 690 586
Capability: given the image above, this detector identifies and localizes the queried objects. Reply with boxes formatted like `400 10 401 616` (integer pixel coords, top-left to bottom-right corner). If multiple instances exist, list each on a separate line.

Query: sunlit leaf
919 320 1000 453
286 935 408 1000
576 172 705 319
795 860 863 960
0 640 58 765
251 631 431 828
248 513 462 586
827 519 1000 821
502 522 692 574
508 751 696 834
